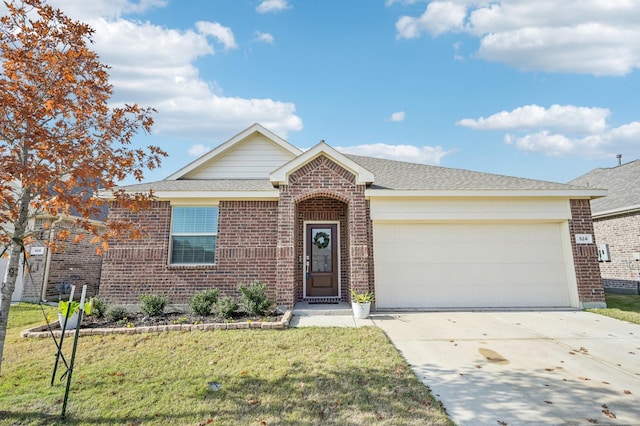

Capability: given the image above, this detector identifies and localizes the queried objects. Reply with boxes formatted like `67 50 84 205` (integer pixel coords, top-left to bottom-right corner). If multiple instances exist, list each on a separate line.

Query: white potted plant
350 289 375 319
58 299 92 330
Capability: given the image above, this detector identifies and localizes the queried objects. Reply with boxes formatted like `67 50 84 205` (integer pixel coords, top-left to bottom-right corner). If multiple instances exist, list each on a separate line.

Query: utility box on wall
598 244 611 262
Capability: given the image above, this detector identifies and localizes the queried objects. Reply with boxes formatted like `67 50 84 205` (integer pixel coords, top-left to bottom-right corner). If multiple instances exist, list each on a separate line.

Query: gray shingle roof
345 154 588 191
115 155 593 193
116 179 275 192
568 160 640 215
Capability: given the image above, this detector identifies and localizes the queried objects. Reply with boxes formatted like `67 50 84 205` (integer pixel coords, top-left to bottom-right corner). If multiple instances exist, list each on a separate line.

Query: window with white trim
170 206 218 264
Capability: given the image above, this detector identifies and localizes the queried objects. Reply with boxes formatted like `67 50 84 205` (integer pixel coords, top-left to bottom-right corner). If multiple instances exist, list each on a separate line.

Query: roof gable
270 141 375 186
569 159 640 215
166 123 303 180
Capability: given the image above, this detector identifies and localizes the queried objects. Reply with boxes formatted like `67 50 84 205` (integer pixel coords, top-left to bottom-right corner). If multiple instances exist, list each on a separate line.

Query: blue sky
39 0 640 184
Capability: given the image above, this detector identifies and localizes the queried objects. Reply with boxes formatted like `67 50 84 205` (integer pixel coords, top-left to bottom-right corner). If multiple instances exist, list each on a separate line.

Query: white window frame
169 205 218 266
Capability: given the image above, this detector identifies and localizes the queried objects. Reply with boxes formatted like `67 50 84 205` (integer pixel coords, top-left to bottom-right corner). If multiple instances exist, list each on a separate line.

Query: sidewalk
290 301 375 327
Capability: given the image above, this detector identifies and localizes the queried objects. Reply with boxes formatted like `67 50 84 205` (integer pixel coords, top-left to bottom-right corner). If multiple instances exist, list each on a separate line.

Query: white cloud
40 1 303 141
48 0 167 20
388 111 406 122
459 104 640 158
256 0 290 14
394 1 640 75
457 104 609 134
385 0 421 6
188 144 211 157
254 31 275 44
196 21 237 51
337 143 449 165
396 1 466 38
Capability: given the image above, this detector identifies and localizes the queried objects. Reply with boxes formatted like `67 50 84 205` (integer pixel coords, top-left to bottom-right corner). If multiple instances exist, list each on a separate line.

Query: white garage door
374 222 573 309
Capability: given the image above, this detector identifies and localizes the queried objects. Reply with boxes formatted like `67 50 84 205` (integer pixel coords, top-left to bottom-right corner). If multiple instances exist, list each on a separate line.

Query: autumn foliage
0 0 166 373
0 0 166 251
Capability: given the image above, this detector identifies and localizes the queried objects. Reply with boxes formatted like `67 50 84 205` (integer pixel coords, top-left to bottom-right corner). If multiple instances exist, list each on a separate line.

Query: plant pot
352 302 371 319
58 312 80 330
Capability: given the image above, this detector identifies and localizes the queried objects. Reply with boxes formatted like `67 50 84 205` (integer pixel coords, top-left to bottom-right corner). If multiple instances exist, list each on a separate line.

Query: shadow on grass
0 363 451 426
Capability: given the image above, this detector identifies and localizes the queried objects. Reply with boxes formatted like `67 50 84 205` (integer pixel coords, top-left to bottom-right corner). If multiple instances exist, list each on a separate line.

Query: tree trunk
0 185 31 376
0 240 23 376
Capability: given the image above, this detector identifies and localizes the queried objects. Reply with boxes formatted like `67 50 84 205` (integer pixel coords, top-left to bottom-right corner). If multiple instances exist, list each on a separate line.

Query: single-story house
569 159 640 295
99 123 607 309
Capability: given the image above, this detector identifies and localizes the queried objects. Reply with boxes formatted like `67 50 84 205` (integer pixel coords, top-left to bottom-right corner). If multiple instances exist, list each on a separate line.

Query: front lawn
0 303 452 425
587 293 640 325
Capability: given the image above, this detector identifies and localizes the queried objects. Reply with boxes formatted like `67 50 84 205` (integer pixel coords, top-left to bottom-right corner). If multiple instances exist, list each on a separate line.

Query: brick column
347 185 370 296
276 187 296 307
569 199 606 308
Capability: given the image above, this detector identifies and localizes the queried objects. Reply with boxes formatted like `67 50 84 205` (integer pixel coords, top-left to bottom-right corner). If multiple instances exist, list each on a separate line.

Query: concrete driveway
373 311 640 425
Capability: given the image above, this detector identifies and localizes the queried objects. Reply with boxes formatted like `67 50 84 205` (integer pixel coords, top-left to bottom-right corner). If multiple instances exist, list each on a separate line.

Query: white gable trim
270 142 375 186
166 123 303 180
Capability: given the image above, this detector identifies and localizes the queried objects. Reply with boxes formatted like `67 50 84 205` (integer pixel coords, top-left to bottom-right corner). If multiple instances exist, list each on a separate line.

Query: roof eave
593 204 640 219
365 189 608 198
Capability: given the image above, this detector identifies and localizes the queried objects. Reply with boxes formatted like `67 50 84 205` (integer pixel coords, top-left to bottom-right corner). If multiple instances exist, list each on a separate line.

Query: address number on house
575 234 593 244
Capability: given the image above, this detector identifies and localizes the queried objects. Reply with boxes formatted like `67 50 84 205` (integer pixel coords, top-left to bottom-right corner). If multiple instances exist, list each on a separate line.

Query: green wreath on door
313 231 330 249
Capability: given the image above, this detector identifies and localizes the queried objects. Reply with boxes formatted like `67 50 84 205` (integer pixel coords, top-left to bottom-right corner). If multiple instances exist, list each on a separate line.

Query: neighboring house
1 216 104 303
1 179 105 303
99 123 606 309
569 160 640 295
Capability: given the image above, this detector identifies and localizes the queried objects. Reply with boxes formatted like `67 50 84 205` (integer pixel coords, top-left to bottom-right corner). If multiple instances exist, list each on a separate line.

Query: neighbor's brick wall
17 218 102 302
569 199 605 305
276 155 371 306
45 219 103 300
296 197 349 301
99 200 278 304
593 211 640 294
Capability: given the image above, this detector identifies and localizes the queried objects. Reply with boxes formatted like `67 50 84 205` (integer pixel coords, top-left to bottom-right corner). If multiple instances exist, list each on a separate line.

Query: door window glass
311 228 332 272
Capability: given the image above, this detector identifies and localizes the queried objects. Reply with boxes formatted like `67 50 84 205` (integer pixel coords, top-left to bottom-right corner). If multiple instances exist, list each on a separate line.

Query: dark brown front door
305 224 339 297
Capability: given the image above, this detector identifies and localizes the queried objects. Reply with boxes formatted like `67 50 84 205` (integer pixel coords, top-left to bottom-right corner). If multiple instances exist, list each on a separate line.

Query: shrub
89 296 108 318
106 306 128 323
140 294 168 316
190 289 219 316
237 281 272 316
215 296 238 319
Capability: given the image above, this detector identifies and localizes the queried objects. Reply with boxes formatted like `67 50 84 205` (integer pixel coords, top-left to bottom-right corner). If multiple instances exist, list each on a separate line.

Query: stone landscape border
21 310 293 338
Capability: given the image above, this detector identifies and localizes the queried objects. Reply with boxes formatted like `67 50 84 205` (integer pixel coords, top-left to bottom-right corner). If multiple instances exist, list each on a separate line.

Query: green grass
587 293 640 325
0 303 452 425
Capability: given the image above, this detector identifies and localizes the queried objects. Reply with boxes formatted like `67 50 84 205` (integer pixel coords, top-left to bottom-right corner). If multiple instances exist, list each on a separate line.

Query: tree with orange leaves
0 0 167 374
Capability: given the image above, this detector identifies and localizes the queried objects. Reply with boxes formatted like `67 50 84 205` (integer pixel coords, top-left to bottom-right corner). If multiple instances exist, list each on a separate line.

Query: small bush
140 294 168 316
106 306 128 323
215 296 238 319
190 289 219 316
238 281 272 316
89 296 108 318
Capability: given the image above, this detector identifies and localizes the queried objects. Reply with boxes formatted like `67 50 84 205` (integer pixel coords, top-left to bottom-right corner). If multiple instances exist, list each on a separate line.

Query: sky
30 0 640 184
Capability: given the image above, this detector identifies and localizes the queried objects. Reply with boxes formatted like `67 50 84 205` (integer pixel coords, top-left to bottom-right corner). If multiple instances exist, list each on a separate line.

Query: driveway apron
373 311 640 425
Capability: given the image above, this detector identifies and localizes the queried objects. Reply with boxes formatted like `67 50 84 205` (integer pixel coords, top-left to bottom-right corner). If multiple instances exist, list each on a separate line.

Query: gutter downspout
41 216 64 302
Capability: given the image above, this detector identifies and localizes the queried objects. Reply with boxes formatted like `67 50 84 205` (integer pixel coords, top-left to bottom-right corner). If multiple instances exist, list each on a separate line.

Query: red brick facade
100 200 279 304
276 155 372 306
593 211 640 294
569 199 606 306
97 157 604 309
100 155 372 308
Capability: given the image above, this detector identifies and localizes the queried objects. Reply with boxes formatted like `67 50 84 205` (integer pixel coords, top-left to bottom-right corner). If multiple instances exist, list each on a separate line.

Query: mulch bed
79 310 284 329
21 310 291 338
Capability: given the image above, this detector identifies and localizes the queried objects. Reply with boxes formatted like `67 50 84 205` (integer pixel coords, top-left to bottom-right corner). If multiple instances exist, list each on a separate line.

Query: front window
170 206 218 264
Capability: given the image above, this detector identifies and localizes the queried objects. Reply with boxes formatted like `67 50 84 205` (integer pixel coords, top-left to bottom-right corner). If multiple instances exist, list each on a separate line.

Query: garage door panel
377 241 565 264
374 222 572 309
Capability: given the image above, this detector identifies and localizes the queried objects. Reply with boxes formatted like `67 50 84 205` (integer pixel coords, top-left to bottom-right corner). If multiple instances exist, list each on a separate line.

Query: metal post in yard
61 285 87 418
51 285 75 386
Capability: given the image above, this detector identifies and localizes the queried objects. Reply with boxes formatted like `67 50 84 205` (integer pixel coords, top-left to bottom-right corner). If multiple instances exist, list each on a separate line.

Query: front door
305 223 339 297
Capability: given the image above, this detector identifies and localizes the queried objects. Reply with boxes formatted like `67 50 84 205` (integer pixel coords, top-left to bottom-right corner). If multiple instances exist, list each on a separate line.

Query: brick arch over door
296 196 349 301
275 154 372 307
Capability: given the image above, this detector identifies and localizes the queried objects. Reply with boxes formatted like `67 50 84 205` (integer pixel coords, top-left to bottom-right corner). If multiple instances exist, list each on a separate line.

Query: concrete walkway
290 307 640 425
290 301 374 327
